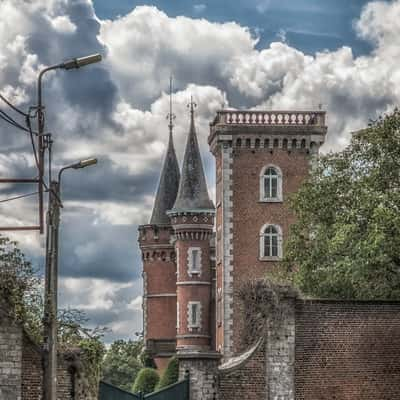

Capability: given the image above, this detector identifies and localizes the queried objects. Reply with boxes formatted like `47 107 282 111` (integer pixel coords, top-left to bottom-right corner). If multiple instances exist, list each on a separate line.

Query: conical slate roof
149 131 180 225
171 103 214 213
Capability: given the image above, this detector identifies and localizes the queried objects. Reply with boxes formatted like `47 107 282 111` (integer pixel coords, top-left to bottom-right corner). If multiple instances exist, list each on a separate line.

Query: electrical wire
0 109 32 134
0 191 39 203
0 93 28 117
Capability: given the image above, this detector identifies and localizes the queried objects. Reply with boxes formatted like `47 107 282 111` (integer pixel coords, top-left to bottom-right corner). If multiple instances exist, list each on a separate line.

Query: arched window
260 165 283 202
260 224 282 259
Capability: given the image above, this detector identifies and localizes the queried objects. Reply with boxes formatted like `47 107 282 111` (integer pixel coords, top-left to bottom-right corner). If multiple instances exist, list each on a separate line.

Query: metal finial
166 75 176 133
187 95 197 115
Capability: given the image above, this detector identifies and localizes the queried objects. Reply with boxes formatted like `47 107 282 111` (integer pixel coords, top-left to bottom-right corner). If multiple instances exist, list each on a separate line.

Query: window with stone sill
259 224 283 260
260 165 283 202
187 301 201 330
187 247 202 276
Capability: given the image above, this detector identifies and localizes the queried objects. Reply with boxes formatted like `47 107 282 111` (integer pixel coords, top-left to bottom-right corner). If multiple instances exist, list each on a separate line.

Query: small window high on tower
260 165 283 202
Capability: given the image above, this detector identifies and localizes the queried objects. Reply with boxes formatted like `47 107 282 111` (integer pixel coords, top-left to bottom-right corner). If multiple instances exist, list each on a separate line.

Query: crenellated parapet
209 109 327 154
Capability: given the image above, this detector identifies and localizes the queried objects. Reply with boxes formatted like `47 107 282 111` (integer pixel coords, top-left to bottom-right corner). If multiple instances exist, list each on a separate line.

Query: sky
0 0 399 343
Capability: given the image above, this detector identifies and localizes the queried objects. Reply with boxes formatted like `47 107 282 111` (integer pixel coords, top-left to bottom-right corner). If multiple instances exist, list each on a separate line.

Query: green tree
132 368 159 394
285 109 400 300
156 357 179 390
101 339 143 391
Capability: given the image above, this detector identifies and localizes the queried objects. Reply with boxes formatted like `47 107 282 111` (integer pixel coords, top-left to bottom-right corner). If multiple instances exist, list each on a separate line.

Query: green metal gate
99 381 141 400
144 378 189 400
99 375 189 400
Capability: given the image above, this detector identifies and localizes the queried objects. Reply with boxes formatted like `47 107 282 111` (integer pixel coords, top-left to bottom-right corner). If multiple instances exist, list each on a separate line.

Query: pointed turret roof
171 99 214 213
150 129 180 225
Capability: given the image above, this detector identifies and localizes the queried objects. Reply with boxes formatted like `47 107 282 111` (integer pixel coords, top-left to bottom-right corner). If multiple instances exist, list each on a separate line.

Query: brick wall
0 311 95 400
218 341 266 400
21 335 75 400
295 300 400 400
216 288 400 400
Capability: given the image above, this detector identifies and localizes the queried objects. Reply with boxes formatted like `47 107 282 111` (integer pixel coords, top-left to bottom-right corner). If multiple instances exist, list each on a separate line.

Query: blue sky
93 0 372 55
0 0 399 343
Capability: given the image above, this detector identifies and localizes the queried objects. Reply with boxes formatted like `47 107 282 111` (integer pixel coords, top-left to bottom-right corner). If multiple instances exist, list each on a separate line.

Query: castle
138 101 327 370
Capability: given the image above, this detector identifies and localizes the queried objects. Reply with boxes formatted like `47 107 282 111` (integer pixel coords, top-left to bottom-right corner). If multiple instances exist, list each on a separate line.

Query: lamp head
72 158 98 169
62 54 102 70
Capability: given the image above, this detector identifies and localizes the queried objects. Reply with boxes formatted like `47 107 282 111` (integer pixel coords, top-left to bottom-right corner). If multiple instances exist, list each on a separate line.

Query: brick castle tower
209 110 327 357
168 100 215 355
140 106 327 371
138 92 180 370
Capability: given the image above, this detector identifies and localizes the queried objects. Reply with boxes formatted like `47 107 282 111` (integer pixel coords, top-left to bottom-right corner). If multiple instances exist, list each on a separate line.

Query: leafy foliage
132 368 159 394
285 109 400 299
0 236 42 338
0 235 106 394
156 357 179 390
101 339 144 392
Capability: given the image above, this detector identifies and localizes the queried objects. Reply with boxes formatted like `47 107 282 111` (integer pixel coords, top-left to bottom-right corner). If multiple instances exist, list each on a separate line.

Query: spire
171 97 214 213
149 77 180 225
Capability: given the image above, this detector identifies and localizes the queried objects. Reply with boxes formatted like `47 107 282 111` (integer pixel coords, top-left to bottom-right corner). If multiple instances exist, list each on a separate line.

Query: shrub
156 357 179 390
132 368 159 394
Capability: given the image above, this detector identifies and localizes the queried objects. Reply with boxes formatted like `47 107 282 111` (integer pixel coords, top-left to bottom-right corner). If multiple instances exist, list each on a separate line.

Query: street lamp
44 158 97 400
37 53 102 234
38 54 101 400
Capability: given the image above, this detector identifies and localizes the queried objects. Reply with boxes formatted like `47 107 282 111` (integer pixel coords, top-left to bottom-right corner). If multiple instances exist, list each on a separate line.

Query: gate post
178 352 220 400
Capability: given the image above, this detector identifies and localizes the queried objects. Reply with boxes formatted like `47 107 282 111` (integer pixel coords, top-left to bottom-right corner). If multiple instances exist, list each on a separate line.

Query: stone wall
0 315 23 400
178 355 219 400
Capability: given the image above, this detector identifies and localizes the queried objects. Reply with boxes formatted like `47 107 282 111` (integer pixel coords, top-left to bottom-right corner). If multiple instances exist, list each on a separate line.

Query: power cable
0 93 28 117
0 191 39 203
0 109 33 134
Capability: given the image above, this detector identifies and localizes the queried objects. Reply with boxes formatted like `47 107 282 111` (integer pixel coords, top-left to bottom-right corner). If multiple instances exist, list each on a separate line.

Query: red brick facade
209 110 327 356
138 225 177 369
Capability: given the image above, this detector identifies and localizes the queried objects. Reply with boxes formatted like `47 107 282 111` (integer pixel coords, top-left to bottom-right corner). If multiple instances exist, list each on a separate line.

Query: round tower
138 81 180 370
168 99 216 353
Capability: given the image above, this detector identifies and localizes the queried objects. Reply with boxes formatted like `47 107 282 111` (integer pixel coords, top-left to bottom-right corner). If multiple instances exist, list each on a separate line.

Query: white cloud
99 6 255 106
50 15 77 34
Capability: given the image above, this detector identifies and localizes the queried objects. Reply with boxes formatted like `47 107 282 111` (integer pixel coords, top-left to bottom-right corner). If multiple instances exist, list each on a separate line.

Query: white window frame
187 301 202 330
259 224 283 260
187 247 202 276
259 165 283 202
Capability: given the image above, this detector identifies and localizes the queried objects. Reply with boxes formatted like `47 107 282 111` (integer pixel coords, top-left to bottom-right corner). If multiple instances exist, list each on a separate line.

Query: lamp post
39 54 101 400
44 158 97 400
